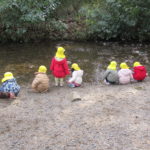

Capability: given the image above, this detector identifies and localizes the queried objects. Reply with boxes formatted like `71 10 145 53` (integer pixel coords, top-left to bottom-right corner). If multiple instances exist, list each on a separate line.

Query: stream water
0 41 149 84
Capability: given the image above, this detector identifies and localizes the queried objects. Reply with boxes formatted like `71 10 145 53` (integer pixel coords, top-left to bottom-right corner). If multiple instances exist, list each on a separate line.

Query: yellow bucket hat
55 47 66 59
38 65 47 73
71 63 81 71
2 72 14 83
120 62 129 69
133 62 141 67
107 61 117 70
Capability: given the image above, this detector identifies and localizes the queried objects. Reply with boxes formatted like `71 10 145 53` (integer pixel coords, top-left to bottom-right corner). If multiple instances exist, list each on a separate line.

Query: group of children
0 47 84 99
0 46 148 99
103 61 147 85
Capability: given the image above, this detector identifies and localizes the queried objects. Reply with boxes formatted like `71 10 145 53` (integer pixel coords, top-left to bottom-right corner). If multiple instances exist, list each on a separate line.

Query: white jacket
69 70 84 84
118 69 133 84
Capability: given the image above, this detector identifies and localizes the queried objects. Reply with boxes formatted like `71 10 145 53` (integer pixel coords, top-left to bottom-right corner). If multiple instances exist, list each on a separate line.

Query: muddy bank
0 79 150 150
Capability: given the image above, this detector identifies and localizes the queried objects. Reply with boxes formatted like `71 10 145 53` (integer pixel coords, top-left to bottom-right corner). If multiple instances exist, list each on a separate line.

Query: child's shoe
104 79 110 85
60 82 64 87
55 82 58 86
68 83 75 88
9 93 16 99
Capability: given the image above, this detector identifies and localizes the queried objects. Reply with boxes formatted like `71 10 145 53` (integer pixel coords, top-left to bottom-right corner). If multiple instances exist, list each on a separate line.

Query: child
132 62 147 81
68 63 84 88
0 72 20 99
50 47 70 86
103 61 119 84
118 62 133 84
32 65 49 92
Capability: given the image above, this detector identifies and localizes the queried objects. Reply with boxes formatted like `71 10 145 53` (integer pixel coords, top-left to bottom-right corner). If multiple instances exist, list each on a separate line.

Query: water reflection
0 41 149 84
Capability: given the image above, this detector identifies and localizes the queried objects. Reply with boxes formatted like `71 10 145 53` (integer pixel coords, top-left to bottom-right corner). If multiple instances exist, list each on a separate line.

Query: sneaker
55 83 58 86
104 79 110 85
60 83 64 87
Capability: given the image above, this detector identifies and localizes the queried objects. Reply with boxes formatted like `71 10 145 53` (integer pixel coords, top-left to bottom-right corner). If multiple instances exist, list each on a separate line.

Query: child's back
118 63 133 84
0 72 20 98
68 63 83 87
103 61 119 84
50 47 70 86
133 62 147 81
32 65 49 92
50 57 69 78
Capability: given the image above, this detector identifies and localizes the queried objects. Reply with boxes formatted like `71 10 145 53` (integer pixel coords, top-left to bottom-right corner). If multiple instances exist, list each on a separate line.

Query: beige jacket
32 72 49 92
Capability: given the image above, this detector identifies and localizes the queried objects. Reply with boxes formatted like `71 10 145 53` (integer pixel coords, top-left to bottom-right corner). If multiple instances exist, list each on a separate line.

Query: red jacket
50 57 70 78
133 66 147 81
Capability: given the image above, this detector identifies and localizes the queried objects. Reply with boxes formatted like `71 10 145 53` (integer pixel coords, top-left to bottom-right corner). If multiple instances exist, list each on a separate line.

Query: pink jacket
118 69 133 84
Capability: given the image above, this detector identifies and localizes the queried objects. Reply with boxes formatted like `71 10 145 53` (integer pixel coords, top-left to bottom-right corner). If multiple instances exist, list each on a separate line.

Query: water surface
0 41 149 84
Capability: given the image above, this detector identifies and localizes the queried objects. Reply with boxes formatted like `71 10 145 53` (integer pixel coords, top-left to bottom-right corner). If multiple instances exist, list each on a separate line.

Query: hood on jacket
4 78 16 83
54 57 66 64
134 66 145 71
34 72 46 75
119 69 131 76
76 70 84 77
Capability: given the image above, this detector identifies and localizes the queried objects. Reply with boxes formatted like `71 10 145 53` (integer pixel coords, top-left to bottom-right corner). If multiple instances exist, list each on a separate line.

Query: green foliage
0 0 150 42
0 0 61 41
80 0 150 41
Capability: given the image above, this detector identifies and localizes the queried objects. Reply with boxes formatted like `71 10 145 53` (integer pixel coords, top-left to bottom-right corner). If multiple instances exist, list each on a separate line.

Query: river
0 41 149 84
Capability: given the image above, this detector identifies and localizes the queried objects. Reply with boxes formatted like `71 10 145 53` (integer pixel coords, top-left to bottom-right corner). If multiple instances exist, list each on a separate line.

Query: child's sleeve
69 72 77 83
64 59 70 75
130 70 133 80
144 66 148 76
103 70 109 80
50 58 54 71
31 78 40 89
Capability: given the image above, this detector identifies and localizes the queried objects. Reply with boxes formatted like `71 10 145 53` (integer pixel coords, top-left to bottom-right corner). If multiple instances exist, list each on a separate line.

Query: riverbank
0 79 150 150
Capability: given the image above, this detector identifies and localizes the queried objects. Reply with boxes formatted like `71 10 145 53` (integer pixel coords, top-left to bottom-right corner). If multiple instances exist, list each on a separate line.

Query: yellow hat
71 63 81 71
2 72 14 83
38 65 47 73
55 47 66 59
107 61 117 70
133 62 141 67
120 62 129 69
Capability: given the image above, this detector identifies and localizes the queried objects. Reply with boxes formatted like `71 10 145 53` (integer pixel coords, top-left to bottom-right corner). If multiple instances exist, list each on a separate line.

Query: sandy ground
0 80 150 150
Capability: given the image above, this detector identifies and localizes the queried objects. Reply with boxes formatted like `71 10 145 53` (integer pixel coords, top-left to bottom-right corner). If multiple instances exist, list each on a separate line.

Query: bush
0 0 61 41
80 0 150 41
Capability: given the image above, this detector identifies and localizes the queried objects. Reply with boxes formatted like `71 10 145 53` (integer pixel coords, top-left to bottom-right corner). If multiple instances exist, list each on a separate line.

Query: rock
72 91 81 102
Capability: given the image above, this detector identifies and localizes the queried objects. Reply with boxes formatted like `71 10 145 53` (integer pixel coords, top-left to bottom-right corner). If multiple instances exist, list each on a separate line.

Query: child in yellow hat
32 65 50 92
132 62 147 81
0 72 20 99
67 63 84 88
118 62 133 84
50 47 70 86
103 61 119 84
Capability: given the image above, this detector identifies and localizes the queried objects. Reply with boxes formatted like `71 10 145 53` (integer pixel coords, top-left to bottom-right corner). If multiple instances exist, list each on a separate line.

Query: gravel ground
0 80 150 150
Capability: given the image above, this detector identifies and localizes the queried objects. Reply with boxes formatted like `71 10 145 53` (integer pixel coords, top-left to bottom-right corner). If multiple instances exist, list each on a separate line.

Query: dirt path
0 80 150 150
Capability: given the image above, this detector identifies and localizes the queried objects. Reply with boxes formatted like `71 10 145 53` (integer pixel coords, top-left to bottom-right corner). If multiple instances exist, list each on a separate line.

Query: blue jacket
0 78 20 95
